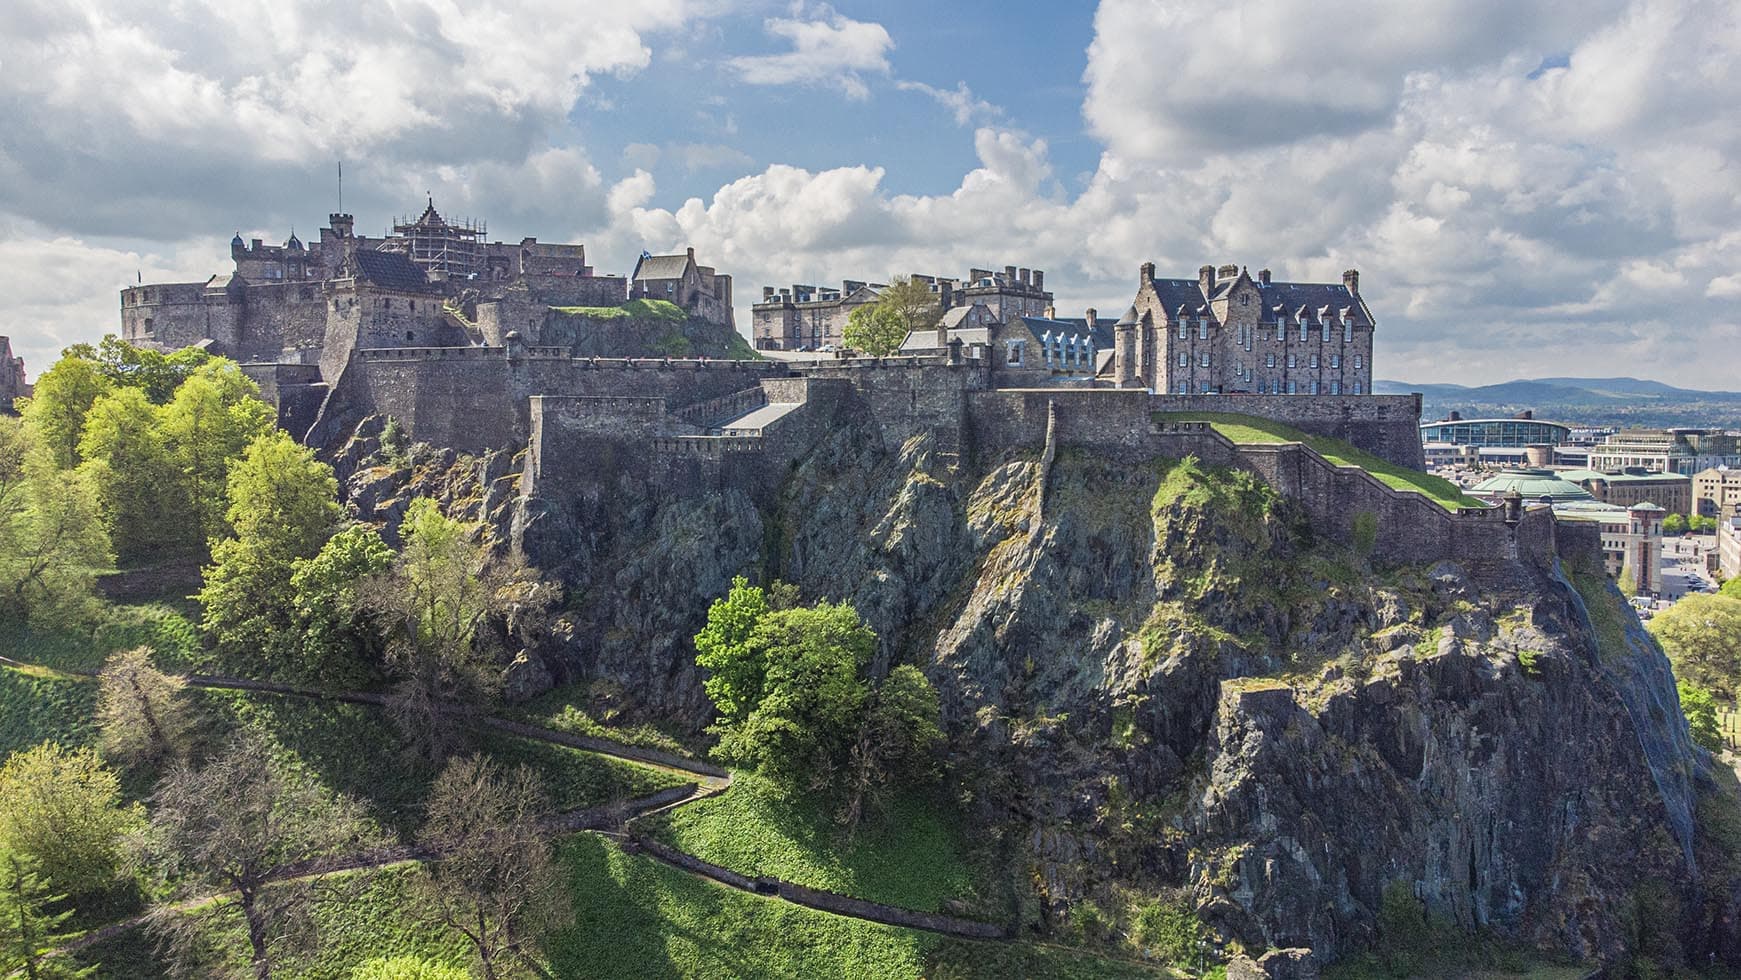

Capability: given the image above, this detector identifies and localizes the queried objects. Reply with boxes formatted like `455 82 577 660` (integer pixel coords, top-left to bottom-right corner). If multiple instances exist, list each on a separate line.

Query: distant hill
1375 377 1741 428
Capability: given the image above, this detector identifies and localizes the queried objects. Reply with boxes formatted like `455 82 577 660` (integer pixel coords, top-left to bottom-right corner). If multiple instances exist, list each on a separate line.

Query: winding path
0 652 1014 965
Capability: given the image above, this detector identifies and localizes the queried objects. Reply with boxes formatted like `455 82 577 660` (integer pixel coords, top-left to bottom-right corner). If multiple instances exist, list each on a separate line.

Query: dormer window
1321 322 1330 343
1298 320 1308 342
1198 318 1208 340
1343 321 1353 343
1177 319 1187 340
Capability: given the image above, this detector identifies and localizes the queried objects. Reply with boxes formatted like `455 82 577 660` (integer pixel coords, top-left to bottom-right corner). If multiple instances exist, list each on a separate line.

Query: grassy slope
549 298 688 321
0 665 97 756
646 771 978 914
1153 411 1487 511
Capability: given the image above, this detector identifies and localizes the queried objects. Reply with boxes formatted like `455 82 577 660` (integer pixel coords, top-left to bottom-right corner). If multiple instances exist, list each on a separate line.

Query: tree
696 579 943 824
96 646 191 767
350 957 467 980
839 664 944 834
140 732 378 980
76 386 188 561
157 361 273 547
62 336 211 406
1679 681 1723 753
291 525 395 686
414 756 570 980
0 744 140 898
842 304 908 356
0 852 90 980
17 355 111 470
0 418 111 625
200 431 341 671
1663 513 1688 535
1648 594 1741 700
1723 578 1741 600
367 500 555 762
875 275 943 338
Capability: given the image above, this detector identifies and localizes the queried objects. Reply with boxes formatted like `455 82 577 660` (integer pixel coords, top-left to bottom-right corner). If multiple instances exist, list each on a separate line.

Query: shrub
0 743 141 897
351 956 467 980
1132 895 1202 965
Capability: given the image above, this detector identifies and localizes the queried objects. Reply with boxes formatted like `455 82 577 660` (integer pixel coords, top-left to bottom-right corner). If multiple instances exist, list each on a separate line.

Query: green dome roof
1469 468 1596 502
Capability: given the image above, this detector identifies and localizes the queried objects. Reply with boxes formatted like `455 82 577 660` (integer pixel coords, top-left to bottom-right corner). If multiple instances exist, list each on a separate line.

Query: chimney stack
1217 263 1239 281
1140 262 1156 285
1085 308 1098 332
1004 265 1018 282
1258 268 1271 285
1343 268 1360 294
1018 268 1030 286
687 246 696 263
1033 270 1044 291
763 286 775 301
1199 264 1216 293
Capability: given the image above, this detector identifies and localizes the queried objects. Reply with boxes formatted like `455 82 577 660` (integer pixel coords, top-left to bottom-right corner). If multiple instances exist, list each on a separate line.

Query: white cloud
896 81 1003 127
726 6 892 99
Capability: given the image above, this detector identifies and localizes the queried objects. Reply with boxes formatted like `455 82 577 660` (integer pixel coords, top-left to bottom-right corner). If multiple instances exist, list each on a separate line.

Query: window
1201 381 1212 393
1299 321 1308 341
1198 319 1208 340
1353 353 1363 369
1266 353 1276 368
1235 361 1244 377
1331 380 1341 395
1199 352 1210 368
1287 353 1296 368
1309 353 1319 369
1310 380 1320 394
1321 323 1330 343
1353 381 1363 395
1178 351 1188 368
1177 319 1186 339
1343 321 1353 343
1007 340 1025 365
1287 380 1298 394
1177 381 1187 394
1330 353 1341 368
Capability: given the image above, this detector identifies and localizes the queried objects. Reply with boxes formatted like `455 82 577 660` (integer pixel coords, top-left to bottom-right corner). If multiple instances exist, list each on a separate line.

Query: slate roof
1016 315 1115 352
1148 277 1372 326
632 254 692 282
354 248 433 292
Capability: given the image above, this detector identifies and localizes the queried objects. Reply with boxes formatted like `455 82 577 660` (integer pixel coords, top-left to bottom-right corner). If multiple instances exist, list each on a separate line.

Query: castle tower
1114 305 1139 388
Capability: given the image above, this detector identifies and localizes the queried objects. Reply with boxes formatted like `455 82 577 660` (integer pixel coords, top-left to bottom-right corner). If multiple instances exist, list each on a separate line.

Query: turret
1114 305 1139 389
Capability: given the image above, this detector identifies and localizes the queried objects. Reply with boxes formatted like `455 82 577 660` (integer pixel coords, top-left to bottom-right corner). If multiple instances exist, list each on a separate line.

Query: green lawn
194 688 689 835
0 603 209 674
0 665 97 757
646 772 980 916
1154 411 1488 511
551 835 1170 980
513 681 699 758
550 298 689 321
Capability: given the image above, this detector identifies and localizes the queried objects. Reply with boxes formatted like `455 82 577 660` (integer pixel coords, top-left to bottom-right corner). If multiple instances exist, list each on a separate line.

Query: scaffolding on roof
388 199 486 279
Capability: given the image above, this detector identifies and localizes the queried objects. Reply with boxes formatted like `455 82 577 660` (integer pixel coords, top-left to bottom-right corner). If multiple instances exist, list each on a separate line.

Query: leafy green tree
140 732 379 980
696 579 943 821
77 387 188 561
291 525 395 685
874 275 943 339
63 336 210 406
200 431 341 671
1691 515 1718 534
1662 513 1688 535
0 418 111 625
1678 681 1723 753
1648 594 1741 700
366 500 554 762
1723 578 1741 600
17 355 111 470
96 646 191 767
415 756 570 979
0 852 91 980
158 360 273 546
842 303 908 356
0 744 141 898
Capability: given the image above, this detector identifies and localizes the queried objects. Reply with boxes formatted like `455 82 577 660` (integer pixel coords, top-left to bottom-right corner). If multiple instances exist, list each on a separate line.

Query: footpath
0 654 1013 962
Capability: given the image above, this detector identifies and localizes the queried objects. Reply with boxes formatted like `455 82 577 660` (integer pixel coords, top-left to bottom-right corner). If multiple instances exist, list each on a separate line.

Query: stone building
1720 515 1741 581
0 336 27 413
630 248 735 331
752 267 1049 351
1113 263 1374 397
1558 468 1693 517
1693 467 1741 518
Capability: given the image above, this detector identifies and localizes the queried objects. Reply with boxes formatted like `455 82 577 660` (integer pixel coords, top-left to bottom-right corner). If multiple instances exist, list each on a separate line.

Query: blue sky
1 0 1738 387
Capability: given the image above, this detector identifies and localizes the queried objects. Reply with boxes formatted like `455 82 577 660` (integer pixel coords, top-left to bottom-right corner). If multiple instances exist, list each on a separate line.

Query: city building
1419 412 1571 448
1588 428 1741 475
1557 468 1692 517
1693 468 1741 518
1469 468 1664 594
1720 516 1741 582
1112 263 1374 396
1468 469 1596 505
0 335 26 413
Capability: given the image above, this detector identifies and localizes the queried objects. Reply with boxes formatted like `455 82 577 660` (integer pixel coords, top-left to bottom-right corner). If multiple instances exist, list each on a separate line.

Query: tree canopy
0 743 141 898
1649 593 1741 700
0 416 111 625
842 303 908 356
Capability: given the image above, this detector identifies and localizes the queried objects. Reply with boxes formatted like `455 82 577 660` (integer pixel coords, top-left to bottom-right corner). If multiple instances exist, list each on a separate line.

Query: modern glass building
1418 416 1571 448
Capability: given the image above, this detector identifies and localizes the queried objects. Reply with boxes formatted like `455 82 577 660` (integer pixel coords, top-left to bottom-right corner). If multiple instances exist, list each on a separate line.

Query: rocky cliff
337 415 1737 968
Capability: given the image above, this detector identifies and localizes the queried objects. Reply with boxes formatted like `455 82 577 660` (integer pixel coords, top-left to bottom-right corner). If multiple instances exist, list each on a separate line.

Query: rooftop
1469 469 1596 502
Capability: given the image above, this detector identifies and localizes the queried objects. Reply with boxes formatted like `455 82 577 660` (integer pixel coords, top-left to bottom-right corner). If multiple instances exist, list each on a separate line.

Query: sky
2 0 1739 388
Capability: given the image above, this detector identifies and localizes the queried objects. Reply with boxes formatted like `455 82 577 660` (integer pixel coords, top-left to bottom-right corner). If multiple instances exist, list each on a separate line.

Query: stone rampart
308 348 783 452
795 359 988 456
675 386 767 428
1150 392 1425 469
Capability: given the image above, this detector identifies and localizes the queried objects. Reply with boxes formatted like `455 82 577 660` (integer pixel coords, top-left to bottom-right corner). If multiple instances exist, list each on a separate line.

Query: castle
752 266 1052 351
0 336 27 413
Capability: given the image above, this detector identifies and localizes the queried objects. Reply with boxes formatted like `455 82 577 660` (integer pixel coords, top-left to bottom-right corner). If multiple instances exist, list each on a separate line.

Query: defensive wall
307 344 785 452
240 362 327 437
